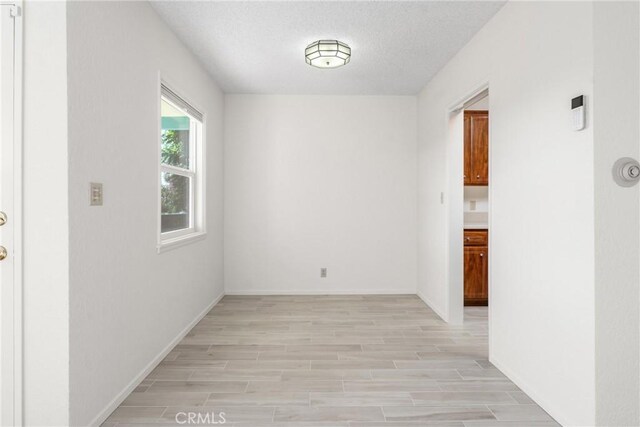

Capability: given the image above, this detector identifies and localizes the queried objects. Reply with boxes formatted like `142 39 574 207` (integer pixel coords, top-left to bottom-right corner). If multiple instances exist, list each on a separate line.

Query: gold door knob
0 246 7 261
0 212 6 226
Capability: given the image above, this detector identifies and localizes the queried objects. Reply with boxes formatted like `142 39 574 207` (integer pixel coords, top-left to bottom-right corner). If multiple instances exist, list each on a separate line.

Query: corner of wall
89 290 225 427
416 289 448 322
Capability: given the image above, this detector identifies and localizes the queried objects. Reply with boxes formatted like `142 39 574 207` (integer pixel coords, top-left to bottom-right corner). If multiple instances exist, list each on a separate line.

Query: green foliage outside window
161 130 189 214
161 129 188 167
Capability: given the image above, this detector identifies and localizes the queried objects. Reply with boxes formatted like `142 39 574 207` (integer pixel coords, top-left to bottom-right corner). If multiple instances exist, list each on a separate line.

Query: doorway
0 2 22 425
462 98 489 307
445 85 490 327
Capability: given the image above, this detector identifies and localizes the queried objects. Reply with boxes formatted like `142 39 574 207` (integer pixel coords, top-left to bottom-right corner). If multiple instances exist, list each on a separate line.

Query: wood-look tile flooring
103 295 559 426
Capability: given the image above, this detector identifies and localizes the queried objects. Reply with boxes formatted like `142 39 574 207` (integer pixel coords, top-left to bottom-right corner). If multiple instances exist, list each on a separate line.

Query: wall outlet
470 200 476 211
90 182 103 206
320 268 327 278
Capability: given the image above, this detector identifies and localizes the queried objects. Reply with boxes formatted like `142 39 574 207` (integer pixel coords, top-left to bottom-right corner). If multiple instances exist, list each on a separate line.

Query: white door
0 3 21 426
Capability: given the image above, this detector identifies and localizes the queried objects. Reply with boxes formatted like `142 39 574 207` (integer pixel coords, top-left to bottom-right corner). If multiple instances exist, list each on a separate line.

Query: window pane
161 98 190 169
161 172 191 233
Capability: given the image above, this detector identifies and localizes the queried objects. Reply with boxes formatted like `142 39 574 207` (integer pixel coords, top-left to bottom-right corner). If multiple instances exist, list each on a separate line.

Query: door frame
0 1 23 425
444 82 490 326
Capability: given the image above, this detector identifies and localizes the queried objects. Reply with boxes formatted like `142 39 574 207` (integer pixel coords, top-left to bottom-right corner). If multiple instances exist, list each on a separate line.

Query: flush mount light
305 40 351 69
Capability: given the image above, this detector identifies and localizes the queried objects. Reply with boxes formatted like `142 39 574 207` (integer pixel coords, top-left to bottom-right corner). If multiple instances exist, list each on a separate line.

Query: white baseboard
89 291 226 427
224 289 416 296
490 355 569 427
416 289 448 322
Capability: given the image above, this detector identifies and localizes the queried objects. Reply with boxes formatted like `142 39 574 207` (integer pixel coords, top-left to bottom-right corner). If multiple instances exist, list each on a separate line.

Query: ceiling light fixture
305 40 351 69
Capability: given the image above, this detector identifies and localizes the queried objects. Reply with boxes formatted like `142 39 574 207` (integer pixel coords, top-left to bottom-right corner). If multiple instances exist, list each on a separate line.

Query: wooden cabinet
463 230 488 246
464 111 489 186
464 229 488 306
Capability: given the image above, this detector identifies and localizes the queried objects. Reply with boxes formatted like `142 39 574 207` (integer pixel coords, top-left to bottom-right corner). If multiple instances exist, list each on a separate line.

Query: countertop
464 223 489 230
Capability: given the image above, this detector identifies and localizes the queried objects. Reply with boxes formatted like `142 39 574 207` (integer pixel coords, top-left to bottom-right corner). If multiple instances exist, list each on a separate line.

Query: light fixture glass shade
305 40 351 69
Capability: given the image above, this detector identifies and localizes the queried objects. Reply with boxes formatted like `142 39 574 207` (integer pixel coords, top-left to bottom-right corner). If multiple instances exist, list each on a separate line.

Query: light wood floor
103 295 558 426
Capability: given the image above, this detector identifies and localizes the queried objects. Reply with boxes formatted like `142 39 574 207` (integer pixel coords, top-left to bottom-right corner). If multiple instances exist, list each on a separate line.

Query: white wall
22 1 70 425
417 2 596 425
463 187 488 213
466 95 489 111
225 95 417 295
65 2 225 425
593 2 639 425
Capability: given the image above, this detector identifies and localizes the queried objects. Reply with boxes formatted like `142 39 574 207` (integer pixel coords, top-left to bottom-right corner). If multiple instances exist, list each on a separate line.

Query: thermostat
571 95 585 131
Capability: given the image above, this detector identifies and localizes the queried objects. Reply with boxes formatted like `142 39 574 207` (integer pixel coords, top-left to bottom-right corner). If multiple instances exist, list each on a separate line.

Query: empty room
0 0 639 426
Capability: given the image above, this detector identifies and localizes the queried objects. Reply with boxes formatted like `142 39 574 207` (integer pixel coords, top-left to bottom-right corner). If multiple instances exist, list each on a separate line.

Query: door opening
444 85 489 328
462 99 489 308
460 95 490 360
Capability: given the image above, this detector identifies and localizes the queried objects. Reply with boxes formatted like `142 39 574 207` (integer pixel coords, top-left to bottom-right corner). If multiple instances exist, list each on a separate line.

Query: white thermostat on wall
571 95 585 131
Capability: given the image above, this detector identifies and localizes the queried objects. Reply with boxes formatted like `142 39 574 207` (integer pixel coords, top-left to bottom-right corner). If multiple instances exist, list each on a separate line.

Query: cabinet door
464 245 488 305
470 113 489 185
463 114 472 185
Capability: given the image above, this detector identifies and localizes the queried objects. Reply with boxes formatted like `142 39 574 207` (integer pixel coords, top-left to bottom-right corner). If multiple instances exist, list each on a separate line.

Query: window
159 83 205 251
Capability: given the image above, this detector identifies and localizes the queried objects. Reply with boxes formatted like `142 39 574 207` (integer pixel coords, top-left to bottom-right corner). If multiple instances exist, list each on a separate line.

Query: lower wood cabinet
464 229 488 306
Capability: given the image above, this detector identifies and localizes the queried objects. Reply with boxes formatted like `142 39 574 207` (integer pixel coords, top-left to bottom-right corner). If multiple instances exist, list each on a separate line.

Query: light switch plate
90 182 103 206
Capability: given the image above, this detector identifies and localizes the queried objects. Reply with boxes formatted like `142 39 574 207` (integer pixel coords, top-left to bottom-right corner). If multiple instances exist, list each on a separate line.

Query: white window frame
157 78 206 253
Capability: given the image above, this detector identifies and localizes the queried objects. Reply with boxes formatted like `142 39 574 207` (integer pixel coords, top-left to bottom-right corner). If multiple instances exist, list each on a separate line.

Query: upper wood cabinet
464 111 489 186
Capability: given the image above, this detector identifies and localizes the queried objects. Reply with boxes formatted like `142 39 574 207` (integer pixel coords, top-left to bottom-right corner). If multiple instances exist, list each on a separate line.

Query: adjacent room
1 1 639 426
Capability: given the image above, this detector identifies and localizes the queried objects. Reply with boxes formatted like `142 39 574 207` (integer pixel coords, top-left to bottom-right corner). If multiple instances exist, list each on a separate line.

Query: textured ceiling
150 1 505 95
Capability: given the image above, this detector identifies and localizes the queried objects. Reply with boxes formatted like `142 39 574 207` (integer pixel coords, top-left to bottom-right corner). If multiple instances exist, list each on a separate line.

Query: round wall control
613 157 640 187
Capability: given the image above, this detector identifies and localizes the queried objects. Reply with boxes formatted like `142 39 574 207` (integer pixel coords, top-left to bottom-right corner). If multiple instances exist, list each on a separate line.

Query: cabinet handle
480 253 484 257
476 175 480 179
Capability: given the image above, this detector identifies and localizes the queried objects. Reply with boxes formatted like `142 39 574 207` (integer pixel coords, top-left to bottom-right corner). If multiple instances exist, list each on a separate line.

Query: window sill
157 231 206 254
